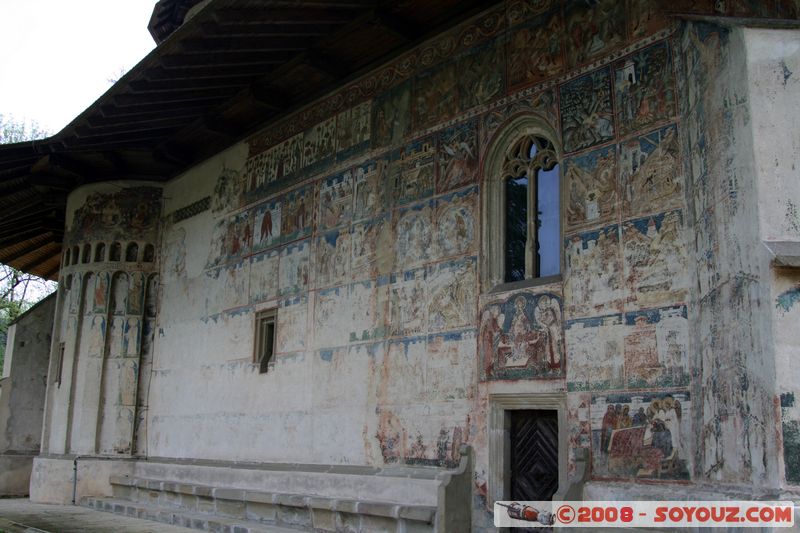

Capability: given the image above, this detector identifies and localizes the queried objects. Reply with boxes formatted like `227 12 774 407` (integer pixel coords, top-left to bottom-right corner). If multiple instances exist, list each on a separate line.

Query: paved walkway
0 498 194 533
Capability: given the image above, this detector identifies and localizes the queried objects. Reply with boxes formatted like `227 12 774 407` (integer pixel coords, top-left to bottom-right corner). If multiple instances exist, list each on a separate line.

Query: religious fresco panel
315 229 352 289
427 257 477 333
301 117 336 172
434 187 477 260
388 267 427 338
278 240 310 296
614 41 676 137
71 187 161 240
314 286 351 349
353 159 389 222
507 9 564 90
479 291 564 381
391 137 436 206
628 0 669 39
566 314 625 392
222 260 249 310
127 272 144 316
564 144 618 233
564 224 623 318
591 391 691 481
249 249 280 304
251 200 282 254
437 119 479 194
559 67 615 153
372 81 412 149
395 200 434 270
93 271 110 314
565 0 626 68
276 296 307 354
352 214 394 281
620 124 683 218
318 170 354 231
349 279 389 343
335 101 371 161
414 61 460 130
624 305 689 389
426 330 477 402
507 0 557 27
481 89 559 148
623 210 688 309
457 39 504 110
280 184 313 243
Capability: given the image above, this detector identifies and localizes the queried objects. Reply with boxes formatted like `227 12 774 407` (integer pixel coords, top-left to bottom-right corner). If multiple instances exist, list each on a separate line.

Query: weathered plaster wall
38 0 800 524
742 28 800 490
0 294 55 495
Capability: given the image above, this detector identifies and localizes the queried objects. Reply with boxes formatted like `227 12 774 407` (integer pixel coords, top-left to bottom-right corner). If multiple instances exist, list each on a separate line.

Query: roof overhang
0 0 502 280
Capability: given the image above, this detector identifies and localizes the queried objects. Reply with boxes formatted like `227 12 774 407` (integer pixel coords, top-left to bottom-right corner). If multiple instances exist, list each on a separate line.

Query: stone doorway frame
488 392 568 505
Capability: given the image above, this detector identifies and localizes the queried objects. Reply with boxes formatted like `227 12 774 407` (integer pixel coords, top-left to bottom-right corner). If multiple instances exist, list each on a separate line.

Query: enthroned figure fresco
479 292 564 380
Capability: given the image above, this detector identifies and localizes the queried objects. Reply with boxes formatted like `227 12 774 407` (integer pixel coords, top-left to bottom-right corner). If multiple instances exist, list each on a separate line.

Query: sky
0 1 157 135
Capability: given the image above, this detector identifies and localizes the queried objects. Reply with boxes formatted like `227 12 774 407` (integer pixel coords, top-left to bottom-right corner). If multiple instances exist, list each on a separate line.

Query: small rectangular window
254 310 277 374
56 342 65 387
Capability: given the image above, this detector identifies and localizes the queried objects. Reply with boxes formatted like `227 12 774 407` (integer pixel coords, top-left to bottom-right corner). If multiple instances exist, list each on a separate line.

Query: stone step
82 496 310 533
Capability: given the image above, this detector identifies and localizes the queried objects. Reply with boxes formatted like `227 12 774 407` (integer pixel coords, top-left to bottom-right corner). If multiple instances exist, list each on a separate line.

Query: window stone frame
481 113 563 292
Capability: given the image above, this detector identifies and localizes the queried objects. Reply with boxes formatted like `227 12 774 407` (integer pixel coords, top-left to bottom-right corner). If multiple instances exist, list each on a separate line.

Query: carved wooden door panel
509 409 559 501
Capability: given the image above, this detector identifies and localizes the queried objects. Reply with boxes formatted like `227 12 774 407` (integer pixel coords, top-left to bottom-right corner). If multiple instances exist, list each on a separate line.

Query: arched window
482 115 561 290
125 242 139 262
110 242 122 262
81 243 91 264
64 248 71 266
143 243 155 263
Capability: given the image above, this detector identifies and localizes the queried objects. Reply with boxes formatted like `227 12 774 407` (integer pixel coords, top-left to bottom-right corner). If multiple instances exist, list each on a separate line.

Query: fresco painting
277 296 307 354
628 0 668 39
479 291 564 381
280 185 313 242
564 145 618 232
278 240 310 296
482 89 559 148
318 170 354 230
427 257 477 333
251 199 282 252
352 215 393 280
349 279 388 342
559 67 615 153
249 249 280 304
71 187 161 239
225 211 253 259
437 120 479 194
391 137 436 206
414 62 459 129
506 0 555 26
591 391 691 481
395 201 433 269
302 117 336 171
314 287 351 349
614 42 676 137
435 188 477 259
620 124 683 217
426 330 477 401
622 210 688 309
354 159 389 221
93 271 110 314
507 10 564 89
457 40 504 109
624 306 689 388
127 272 144 316
564 225 622 318
372 81 411 148
565 0 625 67
566 314 625 392
316 229 351 288
335 101 371 160
389 268 427 338
222 261 249 310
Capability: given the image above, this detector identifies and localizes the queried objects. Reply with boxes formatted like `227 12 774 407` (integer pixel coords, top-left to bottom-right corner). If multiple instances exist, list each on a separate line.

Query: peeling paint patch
782 60 793 86
786 200 800 234
776 286 800 313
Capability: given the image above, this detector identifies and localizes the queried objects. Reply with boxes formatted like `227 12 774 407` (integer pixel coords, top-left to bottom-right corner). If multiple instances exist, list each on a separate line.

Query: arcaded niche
15 1 800 531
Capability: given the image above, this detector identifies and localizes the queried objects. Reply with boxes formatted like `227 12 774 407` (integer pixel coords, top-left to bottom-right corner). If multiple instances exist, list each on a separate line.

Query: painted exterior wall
36 1 800 527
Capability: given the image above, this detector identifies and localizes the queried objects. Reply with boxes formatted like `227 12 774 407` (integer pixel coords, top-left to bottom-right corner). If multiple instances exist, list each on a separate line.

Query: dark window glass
505 175 528 283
